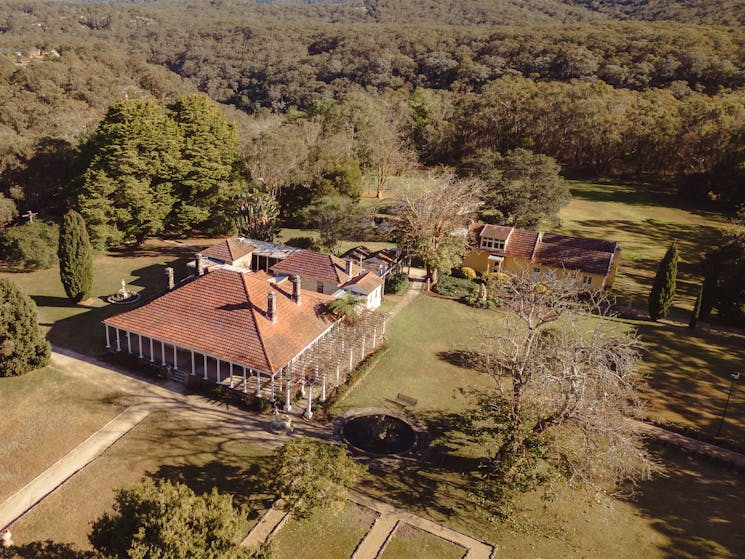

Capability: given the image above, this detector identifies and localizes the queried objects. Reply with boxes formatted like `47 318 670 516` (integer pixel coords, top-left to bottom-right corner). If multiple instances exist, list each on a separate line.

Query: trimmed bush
460 266 477 280
385 272 409 294
432 274 478 298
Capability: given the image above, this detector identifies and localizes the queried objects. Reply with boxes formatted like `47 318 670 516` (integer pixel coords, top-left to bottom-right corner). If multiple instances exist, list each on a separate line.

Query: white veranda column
173 345 178 369
284 380 292 412
149 338 154 362
125 331 131 354
270 375 275 403
161 340 166 366
138 335 143 359
216 359 221 384
203 354 208 380
373 327 377 347
320 376 326 403
191 351 195 375
105 325 111 349
242 366 247 393
115 328 121 352
255 372 261 397
304 383 313 419
336 364 340 385
229 363 234 388
349 348 353 371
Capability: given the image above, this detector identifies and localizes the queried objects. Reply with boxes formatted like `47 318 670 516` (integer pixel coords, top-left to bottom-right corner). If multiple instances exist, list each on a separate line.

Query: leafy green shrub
432 274 478 298
385 272 409 294
0 220 59 270
464 293 502 309
460 266 477 280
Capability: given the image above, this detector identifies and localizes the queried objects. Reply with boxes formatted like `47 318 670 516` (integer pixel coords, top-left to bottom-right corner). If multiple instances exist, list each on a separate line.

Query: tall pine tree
58 210 94 302
648 241 678 321
169 94 248 234
74 98 183 248
0 279 51 376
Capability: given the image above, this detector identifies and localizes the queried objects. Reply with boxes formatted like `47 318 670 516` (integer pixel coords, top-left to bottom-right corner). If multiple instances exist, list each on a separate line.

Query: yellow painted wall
463 250 616 290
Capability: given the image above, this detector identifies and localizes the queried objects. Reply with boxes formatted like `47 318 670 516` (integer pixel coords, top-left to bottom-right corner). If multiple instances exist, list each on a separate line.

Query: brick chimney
346 259 354 278
267 291 277 323
195 253 205 276
165 266 175 291
291 274 302 305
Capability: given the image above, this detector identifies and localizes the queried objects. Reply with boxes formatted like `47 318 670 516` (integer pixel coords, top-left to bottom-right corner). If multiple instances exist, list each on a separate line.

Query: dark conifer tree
0 279 51 376
648 241 678 321
58 210 94 302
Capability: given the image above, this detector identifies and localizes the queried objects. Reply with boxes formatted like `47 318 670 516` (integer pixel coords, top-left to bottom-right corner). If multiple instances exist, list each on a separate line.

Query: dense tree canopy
0 278 51 377
89 479 254 559
458 148 570 228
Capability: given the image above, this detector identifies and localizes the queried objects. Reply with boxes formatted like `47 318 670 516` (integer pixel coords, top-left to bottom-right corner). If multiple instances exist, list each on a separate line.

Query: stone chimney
165 266 175 291
291 274 302 305
267 291 277 323
195 253 205 277
346 259 354 278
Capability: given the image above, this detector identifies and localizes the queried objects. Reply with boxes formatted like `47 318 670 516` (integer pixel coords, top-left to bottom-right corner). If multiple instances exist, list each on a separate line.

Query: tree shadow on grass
626 444 745 559
0 541 97 558
150 459 276 518
356 407 489 530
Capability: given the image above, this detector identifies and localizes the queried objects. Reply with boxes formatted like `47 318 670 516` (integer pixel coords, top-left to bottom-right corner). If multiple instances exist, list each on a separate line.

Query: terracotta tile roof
533 234 618 275
201 239 255 264
104 269 336 374
341 271 384 294
505 229 540 260
341 245 373 262
271 250 365 285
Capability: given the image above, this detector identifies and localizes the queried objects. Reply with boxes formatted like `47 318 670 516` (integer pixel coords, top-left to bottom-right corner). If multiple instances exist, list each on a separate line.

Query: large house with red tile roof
463 224 620 290
103 266 385 414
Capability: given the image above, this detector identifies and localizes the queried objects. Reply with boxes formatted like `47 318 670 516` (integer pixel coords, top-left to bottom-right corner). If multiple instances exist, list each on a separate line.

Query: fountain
341 413 417 456
107 279 141 305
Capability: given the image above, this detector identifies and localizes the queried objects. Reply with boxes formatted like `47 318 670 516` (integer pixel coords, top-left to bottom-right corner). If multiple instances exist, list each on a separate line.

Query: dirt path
386 267 426 320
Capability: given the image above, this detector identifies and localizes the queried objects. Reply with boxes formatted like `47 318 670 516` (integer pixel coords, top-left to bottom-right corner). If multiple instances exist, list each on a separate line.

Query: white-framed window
481 237 505 250
582 275 593 286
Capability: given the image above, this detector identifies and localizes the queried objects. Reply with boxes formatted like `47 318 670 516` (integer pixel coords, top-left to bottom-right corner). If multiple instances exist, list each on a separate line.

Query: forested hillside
1 0 744 239
564 0 745 26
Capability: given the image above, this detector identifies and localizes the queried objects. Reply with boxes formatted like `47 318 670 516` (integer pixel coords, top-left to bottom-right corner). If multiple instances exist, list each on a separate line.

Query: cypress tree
0 278 51 376
689 284 703 329
699 267 718 319
648 241 678 321
58 210 94 302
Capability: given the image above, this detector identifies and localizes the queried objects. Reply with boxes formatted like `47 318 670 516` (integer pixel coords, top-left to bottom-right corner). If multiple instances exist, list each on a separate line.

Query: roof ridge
241 272 274 373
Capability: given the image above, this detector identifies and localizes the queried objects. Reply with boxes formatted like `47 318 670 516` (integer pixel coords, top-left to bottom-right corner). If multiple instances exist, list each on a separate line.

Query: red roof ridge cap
242 272 274 373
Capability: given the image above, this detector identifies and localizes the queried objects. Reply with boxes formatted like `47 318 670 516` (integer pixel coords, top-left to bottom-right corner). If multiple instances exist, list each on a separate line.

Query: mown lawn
271 502 377 559
12 410 274 549
336 294 745 558
0 366 129 503
333 295 494 414
379 524 465 559
556 180 728 318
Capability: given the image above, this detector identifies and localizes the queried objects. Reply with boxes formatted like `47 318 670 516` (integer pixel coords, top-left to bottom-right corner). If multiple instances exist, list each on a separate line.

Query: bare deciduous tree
393 170 483 283
475 270 652 505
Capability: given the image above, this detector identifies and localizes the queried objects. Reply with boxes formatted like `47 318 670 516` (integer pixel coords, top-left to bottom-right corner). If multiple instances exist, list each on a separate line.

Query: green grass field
271 502 377 559
379 524 465 559
556 180 728 317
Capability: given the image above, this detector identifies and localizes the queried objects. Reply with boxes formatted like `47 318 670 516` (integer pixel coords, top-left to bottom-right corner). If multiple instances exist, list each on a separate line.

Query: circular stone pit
335 408 428 467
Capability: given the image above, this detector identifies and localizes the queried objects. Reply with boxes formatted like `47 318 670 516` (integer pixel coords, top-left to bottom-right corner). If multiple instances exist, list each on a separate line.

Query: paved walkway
348 491 495 559
635 420 745 468
386 267 426 320
0 405 150 529
240 505 289 549
242 490 496 558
